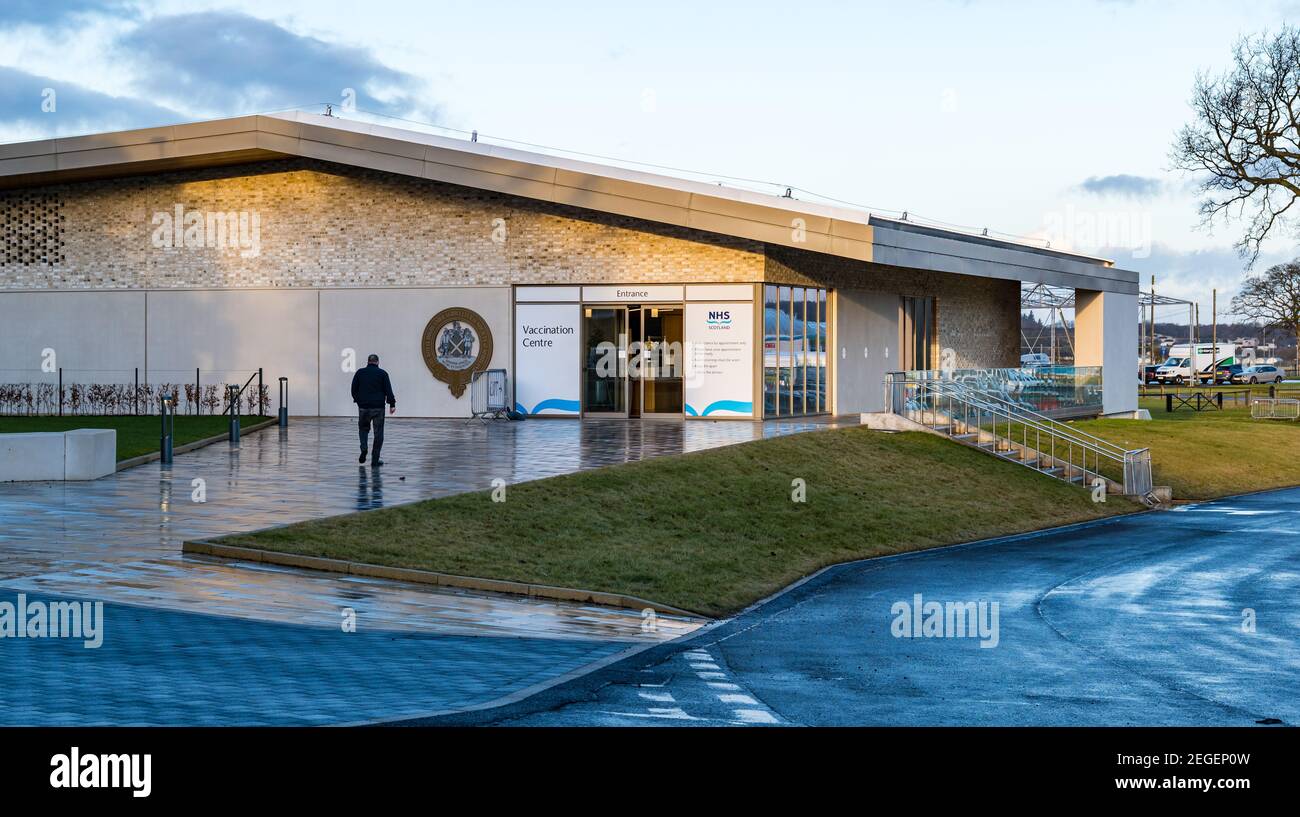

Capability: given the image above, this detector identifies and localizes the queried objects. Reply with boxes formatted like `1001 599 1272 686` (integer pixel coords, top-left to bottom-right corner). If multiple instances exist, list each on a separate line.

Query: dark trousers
358 407 385 463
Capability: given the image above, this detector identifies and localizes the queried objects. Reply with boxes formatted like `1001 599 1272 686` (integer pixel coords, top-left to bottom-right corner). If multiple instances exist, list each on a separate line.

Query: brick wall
765 245 1019 369
0 159 765 290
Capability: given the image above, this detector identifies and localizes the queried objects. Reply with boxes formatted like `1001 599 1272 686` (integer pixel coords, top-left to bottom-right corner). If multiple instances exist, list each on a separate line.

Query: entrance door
637 305 684 417
583 306 628 416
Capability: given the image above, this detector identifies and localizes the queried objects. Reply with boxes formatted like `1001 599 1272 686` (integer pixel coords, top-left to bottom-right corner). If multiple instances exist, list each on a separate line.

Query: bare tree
1230 260 1300 371
1172 27 1300 265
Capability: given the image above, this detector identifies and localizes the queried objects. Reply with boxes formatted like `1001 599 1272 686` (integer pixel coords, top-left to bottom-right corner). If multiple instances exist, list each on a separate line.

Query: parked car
1214 363 1244 384
1232 364 1285 384
1141 365 1160 384
1020 352 1051 368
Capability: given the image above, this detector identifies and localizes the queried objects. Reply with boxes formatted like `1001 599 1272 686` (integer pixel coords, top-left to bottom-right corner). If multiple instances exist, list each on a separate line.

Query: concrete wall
0 287 508 417
317 287 510 417
1075 289 1139 416
834 289 900 414
0 291 145 383
146 289 318 405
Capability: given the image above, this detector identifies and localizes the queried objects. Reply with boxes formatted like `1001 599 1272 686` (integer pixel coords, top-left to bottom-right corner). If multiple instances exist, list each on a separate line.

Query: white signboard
582 284 684 303
515 303 581 415
684 302 754 418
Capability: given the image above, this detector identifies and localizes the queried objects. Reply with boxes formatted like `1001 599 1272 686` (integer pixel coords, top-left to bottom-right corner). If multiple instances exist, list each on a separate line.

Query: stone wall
765 244 1019 369
0 158 766 290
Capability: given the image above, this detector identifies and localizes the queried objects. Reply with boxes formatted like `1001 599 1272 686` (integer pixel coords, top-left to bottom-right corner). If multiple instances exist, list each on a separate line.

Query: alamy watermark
891 593 999 648
0 593 103 648
151 204 261 258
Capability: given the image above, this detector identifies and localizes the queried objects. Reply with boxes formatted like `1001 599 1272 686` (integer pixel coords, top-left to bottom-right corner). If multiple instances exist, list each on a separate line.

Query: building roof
0 111 1138 294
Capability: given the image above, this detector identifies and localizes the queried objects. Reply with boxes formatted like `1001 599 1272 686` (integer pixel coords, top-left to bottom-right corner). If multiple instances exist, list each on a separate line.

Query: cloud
0 65 181 140
115 11 433 118
1093 242 1297 317
0 0 136 27
1078 174 1165 199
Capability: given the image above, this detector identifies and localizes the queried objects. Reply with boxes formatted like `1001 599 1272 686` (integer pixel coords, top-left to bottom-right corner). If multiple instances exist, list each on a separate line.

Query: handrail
942 382 1132 457
885 375 1153 496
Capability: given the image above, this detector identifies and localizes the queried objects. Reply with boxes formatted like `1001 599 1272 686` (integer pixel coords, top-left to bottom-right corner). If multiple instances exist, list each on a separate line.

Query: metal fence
0 367 269 416
1250 397 1300 420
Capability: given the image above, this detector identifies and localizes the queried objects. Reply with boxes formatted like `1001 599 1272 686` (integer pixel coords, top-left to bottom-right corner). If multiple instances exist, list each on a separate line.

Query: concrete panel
835 289 899 414
318 287 511 417
0 291 146 384
1076 289 1139 416
64 428 116 480
145 289 318 411
0 433 66 482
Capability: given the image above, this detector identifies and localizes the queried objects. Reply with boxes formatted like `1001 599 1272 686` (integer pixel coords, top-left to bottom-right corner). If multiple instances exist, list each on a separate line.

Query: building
0 112 1139 419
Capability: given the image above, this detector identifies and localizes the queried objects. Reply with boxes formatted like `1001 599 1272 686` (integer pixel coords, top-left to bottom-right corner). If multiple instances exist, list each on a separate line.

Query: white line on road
733 709 778 724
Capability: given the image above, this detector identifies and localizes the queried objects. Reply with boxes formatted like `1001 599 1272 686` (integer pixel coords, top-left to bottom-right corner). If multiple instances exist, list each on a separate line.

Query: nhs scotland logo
705 310 733 327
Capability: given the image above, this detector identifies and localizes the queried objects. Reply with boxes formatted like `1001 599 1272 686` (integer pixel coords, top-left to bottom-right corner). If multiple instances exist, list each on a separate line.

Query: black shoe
371 460 384 467
359 450 367 464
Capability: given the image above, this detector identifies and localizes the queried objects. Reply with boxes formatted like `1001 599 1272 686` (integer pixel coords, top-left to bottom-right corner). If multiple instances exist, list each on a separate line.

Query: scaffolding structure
1020 282 1197 367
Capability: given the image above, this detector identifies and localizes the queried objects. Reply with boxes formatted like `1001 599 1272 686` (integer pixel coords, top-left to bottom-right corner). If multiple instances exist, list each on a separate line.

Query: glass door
639 305 684 417
583 306 628 416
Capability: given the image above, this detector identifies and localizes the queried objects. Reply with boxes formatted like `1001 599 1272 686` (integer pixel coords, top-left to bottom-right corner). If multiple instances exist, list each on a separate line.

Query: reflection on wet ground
0 417 843 638
0 416 846 724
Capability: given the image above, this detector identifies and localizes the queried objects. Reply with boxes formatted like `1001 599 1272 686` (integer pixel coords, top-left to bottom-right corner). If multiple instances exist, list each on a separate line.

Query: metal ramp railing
884 375 1153 497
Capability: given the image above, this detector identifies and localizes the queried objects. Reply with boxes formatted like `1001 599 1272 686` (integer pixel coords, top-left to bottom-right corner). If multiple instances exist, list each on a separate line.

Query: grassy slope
221 427 1132 617
1074 398 1300 501
0 415 270 460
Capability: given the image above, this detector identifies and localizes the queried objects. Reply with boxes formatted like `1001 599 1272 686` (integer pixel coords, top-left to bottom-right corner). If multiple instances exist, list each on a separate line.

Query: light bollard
278 377 289 428
228 385 241 445
160 394 175 464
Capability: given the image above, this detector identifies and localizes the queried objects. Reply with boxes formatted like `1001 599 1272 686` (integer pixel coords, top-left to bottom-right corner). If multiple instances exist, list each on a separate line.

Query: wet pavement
0 415 842 724
500 489 1300 726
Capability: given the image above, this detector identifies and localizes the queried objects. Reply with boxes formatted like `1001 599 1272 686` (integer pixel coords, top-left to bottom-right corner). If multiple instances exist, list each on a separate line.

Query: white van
1154 342 1237 384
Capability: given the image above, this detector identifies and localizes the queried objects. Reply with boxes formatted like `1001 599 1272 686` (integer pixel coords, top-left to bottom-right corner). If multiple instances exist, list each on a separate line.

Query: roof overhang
0 112 1139 295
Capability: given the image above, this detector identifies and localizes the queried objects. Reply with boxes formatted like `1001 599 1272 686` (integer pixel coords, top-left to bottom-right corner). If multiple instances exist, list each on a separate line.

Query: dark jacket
351 364 396 409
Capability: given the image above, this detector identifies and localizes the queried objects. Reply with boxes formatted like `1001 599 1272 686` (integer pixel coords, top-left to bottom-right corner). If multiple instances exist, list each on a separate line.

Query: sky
1 0 1297 322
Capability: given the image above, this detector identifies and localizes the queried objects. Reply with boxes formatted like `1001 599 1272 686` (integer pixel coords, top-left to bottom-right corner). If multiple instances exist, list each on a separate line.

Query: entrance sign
515 302 581 415
684 302 754 417
582 284 684 303
422 307 493 398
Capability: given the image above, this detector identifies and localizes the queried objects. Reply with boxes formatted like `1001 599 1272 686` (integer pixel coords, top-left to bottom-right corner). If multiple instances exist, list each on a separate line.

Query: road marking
707 682 741 691
690 662 721 670
718 693 759 705
733 709 778 724
697 671 727 680
638 691 675 703
603 708 697 721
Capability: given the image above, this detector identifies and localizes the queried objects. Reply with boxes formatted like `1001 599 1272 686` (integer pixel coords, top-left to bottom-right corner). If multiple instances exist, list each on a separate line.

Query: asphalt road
486 488 1300 726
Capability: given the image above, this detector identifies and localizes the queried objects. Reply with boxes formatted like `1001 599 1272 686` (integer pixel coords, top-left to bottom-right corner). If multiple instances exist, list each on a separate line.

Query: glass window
761 285 831 418
792 287 806 416
763 285 779 417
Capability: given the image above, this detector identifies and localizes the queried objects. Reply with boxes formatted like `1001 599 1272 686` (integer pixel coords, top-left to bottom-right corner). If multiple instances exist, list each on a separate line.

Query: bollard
278 377 289 428
228 385 241 445
160 394 174 464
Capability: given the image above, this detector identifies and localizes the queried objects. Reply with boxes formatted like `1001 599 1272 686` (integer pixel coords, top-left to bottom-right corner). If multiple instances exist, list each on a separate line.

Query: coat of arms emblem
422 307 493 397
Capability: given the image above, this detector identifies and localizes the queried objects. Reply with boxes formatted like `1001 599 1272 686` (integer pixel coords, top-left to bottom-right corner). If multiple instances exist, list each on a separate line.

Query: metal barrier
468 369 510 423
1251 398 1300 420
884 374 1153 496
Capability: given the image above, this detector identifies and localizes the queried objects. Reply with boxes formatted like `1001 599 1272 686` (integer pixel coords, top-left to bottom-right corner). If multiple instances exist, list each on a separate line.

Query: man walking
351 354 396 467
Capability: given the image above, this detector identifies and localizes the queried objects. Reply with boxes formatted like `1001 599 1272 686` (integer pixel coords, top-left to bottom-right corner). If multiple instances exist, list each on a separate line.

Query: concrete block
64 428 117 480
0 432 67 482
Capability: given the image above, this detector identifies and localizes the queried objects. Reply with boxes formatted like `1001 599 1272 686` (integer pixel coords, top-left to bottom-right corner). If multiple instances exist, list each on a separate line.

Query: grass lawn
1072 398 1300 501
219 427 1134 617
0 415 271 461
